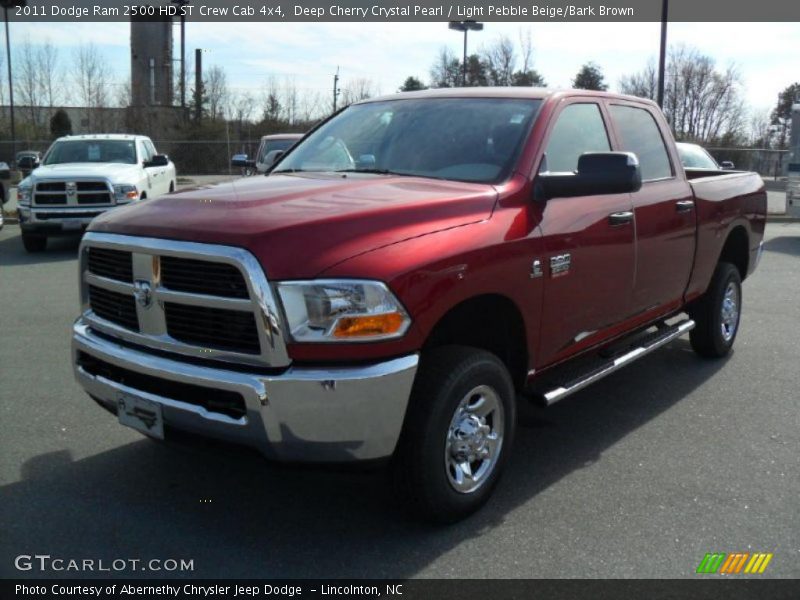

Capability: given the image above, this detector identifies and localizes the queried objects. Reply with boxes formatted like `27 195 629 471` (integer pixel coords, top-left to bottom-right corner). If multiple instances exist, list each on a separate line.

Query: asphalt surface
0 222 799 579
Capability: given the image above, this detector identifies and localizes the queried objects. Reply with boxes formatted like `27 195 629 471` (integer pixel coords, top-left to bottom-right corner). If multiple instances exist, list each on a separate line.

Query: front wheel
22 233 47 253
689 262 742 358
393 346 516 523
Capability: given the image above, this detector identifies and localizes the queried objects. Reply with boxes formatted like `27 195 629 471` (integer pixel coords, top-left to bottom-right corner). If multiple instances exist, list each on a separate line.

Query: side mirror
231 154 256 169
145 154 169 168
536 152 642 201
720 161 735 170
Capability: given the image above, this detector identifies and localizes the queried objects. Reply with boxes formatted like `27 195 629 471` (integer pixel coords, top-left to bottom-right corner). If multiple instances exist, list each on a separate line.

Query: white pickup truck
16 134 176 252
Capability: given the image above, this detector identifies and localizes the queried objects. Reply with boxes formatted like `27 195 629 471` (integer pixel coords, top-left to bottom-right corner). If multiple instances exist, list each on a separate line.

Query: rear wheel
393 346 516 523
21 233 47 253
689 262 742 358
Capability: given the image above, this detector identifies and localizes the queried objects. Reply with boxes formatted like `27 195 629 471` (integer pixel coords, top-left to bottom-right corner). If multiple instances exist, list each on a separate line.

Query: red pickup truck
72 88 766 522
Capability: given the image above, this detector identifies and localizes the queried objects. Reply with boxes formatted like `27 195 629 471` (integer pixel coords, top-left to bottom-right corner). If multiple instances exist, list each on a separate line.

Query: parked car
72 89 766 522
15 150 42 176
17 134 176 252
231 133 303 175
677 142 735 170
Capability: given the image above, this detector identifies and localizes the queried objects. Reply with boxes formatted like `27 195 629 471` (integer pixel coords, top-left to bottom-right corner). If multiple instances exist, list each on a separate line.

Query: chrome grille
34 180 113 206
79 232 290 368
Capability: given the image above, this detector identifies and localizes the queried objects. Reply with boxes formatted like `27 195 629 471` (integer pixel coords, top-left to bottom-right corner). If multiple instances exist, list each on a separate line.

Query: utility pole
657 0 668 108
332 67 340 113
194 48 202 122
449 20 483 87
1 0 25 162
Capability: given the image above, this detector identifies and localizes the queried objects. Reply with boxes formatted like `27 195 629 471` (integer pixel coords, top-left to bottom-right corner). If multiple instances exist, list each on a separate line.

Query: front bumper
19 206 110 235
72 320 419 462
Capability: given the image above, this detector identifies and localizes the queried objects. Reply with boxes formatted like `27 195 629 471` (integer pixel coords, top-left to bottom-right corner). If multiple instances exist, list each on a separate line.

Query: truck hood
30 162 142 183
89 173 497 279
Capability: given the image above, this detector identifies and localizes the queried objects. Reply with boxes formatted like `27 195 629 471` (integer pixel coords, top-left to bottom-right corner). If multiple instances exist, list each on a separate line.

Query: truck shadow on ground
0 340 728 579
763 236 800 258
0 227 80 266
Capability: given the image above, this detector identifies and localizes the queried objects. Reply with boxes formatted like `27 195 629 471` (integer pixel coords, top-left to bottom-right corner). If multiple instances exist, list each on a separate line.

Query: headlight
276 280 411 342
17 182 32 206
113 184 139 204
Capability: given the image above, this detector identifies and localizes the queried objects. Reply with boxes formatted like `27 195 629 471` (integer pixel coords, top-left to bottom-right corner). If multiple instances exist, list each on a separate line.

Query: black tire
21 233 47 253
689 262 742 358
168 182 175 193
393 346 516 523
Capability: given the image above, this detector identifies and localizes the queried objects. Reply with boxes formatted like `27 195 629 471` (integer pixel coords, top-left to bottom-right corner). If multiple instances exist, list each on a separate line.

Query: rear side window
541 103 610 173
610 105 673 181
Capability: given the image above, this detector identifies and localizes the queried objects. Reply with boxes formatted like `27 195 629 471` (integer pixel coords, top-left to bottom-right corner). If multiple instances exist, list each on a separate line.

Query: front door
535 101 637 367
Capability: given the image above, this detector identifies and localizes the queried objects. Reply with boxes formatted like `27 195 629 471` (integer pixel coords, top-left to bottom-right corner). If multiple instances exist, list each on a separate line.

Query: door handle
676 200 695 213
608 211 634 226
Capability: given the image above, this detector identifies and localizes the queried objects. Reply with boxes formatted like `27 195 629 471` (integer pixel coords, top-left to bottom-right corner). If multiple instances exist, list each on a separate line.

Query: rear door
536 100 637 367
607 102 695 316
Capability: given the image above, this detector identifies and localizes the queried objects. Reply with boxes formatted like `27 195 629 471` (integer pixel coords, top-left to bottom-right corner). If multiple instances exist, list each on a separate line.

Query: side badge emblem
550 254 572 278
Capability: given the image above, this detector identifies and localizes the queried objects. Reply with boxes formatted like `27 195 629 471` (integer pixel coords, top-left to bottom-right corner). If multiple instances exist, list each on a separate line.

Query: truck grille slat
87 248 134 283
34 180 112 206
164 303 260 354
161 256 250 298
88 285 139 330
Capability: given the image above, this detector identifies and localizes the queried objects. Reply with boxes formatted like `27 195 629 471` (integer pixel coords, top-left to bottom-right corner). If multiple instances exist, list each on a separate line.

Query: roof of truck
358 87 657 107
55 134 150 142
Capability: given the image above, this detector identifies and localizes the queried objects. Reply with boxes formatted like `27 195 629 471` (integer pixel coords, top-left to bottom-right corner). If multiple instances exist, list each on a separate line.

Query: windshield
677 143 719 169
44 140 137 166
258 139 297 163
275 98 541 183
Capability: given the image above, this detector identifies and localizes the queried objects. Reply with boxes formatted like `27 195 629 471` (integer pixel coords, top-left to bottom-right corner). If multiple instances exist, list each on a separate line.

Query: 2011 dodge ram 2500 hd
17 134 176 253
72 89 766 522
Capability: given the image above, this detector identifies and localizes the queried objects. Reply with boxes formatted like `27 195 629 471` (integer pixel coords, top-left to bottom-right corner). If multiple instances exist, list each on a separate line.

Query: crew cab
17 134 176 252
71 89 766 522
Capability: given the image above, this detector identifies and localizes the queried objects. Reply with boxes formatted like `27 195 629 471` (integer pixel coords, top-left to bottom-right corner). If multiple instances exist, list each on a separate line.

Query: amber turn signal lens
333 312 406 338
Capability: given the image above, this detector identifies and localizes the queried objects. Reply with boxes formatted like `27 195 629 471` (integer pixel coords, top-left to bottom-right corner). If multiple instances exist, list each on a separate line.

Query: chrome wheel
445 384 504 494
720 281 740 342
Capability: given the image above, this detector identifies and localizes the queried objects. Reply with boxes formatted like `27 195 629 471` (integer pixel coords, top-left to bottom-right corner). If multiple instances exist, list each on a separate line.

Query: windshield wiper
271 168 307 174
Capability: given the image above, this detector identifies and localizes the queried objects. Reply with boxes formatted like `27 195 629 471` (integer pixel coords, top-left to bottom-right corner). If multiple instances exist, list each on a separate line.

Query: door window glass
541 103 610 173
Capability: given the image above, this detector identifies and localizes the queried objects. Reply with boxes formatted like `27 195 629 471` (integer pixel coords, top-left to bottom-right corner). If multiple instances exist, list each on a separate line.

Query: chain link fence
0 140 791 179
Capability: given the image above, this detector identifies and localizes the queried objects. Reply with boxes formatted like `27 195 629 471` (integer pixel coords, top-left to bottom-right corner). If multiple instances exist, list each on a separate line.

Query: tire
689 262 742 358
168 182 175 193
21 233 47 253
393 346 516 523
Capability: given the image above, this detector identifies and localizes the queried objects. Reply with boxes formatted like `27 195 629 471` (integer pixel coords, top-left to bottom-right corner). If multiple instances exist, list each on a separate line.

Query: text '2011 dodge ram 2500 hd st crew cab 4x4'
72 89 766 522
17 134 176 253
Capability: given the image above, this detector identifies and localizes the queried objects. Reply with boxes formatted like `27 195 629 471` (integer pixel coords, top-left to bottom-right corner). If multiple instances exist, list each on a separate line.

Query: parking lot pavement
1 223 798 579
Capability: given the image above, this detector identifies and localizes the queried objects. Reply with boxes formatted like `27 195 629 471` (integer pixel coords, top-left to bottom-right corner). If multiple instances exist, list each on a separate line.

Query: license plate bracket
62 220 82 231
117 392 164 440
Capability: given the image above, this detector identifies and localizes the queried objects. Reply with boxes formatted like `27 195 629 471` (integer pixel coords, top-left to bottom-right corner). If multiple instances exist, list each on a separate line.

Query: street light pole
449 21 483 87
657 0 668 108
1 0 25 162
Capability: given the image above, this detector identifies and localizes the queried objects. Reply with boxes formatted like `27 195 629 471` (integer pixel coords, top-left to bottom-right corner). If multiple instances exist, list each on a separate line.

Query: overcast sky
5 21 799 115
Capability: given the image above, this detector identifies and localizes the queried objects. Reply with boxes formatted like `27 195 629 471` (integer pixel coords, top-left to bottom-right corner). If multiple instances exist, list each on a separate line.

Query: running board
536 319 695 406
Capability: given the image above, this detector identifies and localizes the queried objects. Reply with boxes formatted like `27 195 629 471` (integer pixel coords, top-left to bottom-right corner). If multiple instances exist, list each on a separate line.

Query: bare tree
482 35 516 86
37 40 63 109
16 39 44 134
260 76 282 124
518 29 533 74
282 77 298 124
430 47 461 88
204 65 228 121
340 78 376 106
619 46 745 145
73 43 113 130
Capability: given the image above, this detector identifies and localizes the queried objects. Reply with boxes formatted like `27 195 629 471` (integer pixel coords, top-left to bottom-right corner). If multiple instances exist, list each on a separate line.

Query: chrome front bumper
20 206 110 231
72 320 419 462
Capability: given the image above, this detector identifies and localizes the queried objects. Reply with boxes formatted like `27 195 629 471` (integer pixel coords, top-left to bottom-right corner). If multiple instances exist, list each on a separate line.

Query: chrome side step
538 319 695 406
